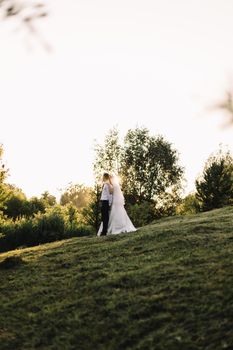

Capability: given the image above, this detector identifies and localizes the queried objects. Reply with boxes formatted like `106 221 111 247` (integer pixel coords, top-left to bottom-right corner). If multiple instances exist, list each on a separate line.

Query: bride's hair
110 174 125 205
109 173 120 186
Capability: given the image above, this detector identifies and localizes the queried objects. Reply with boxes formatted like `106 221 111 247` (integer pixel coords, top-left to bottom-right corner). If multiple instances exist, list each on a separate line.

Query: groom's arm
107 184 113 206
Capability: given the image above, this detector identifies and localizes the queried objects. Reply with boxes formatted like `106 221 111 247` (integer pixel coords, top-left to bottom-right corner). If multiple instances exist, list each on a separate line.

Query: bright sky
1 0 233 199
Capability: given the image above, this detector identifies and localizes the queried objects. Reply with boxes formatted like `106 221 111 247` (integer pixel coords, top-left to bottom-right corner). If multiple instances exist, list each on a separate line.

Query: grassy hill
0 206 233 350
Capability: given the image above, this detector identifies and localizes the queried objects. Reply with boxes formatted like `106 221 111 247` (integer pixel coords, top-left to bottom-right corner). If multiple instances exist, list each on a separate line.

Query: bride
97 174 137 236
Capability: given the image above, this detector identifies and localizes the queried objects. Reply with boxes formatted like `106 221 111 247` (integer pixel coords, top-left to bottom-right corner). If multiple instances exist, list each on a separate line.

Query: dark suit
100 200 110 235
100 182 112 236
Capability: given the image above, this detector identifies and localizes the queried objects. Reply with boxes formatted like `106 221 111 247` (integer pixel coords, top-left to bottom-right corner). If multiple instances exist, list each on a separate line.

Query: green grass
0 206 233 350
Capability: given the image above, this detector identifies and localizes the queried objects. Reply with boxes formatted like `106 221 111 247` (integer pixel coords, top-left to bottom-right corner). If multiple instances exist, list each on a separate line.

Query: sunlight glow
0 0 233 199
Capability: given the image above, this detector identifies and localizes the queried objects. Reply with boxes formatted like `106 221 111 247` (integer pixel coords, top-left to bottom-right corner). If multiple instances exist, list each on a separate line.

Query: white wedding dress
97 175 137 236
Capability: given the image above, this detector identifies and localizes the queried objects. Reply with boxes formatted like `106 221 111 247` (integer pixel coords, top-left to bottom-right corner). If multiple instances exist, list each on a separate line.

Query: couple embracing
97 172 137 236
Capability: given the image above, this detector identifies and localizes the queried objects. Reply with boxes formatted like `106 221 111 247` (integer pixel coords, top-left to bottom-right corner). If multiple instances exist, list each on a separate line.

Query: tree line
93 127 232 221
0 127 232 252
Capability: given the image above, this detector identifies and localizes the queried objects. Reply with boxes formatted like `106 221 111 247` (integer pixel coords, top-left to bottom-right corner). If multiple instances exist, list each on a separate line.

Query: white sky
1 0 233 198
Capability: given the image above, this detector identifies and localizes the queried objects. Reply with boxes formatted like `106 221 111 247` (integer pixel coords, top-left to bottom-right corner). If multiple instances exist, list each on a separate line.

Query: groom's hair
103 172 110 180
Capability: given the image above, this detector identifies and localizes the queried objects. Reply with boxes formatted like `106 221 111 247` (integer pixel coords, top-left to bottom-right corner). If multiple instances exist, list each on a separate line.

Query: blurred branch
214 90 233 127
218 91 233 118
0 0 51 51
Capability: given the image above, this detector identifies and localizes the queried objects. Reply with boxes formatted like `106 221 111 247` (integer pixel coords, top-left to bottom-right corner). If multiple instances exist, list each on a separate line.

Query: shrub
0 205 94 253
126 201 156 227
0 217 37 252
176 193 201 215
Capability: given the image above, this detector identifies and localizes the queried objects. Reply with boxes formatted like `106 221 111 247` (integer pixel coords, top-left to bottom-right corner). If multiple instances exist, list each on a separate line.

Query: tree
93 127 122 181
93 127 185 223
81 184 101 231
121 128 184 206
0 144 9 212
25 196 46 217
1 184 27 219
2 185 52 219
195 149 233 211
41 191 56 207
60 183 92 210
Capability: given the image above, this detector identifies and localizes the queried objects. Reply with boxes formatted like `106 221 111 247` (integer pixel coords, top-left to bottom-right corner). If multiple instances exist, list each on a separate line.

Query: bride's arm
109 184 113 194
108 180 114 194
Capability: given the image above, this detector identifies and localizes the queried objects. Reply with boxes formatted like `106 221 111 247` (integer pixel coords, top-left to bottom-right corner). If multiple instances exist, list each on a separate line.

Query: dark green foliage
0 206 93 253
0 206 233 350
121 128 184 204
195 149 233 211
81 184 102 232
93 127 184 225
26 197 46 216
3 194 27 219
3 195 46 219
2 185 28 219
0 217 37 251
126 201 156 227
36 207 66 243
2 186 57 220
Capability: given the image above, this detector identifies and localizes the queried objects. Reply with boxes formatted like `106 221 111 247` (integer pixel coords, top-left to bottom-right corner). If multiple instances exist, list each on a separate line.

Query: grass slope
0 206 233 350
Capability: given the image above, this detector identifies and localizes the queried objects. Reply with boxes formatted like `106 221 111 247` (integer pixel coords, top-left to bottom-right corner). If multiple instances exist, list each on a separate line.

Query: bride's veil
110 174 125 205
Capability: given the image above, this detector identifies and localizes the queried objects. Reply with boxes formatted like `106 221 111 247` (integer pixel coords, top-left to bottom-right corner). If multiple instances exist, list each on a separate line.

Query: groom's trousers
101 200 109 235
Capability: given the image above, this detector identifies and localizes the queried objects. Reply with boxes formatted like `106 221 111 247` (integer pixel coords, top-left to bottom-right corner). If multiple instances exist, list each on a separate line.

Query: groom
100 172 113 236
